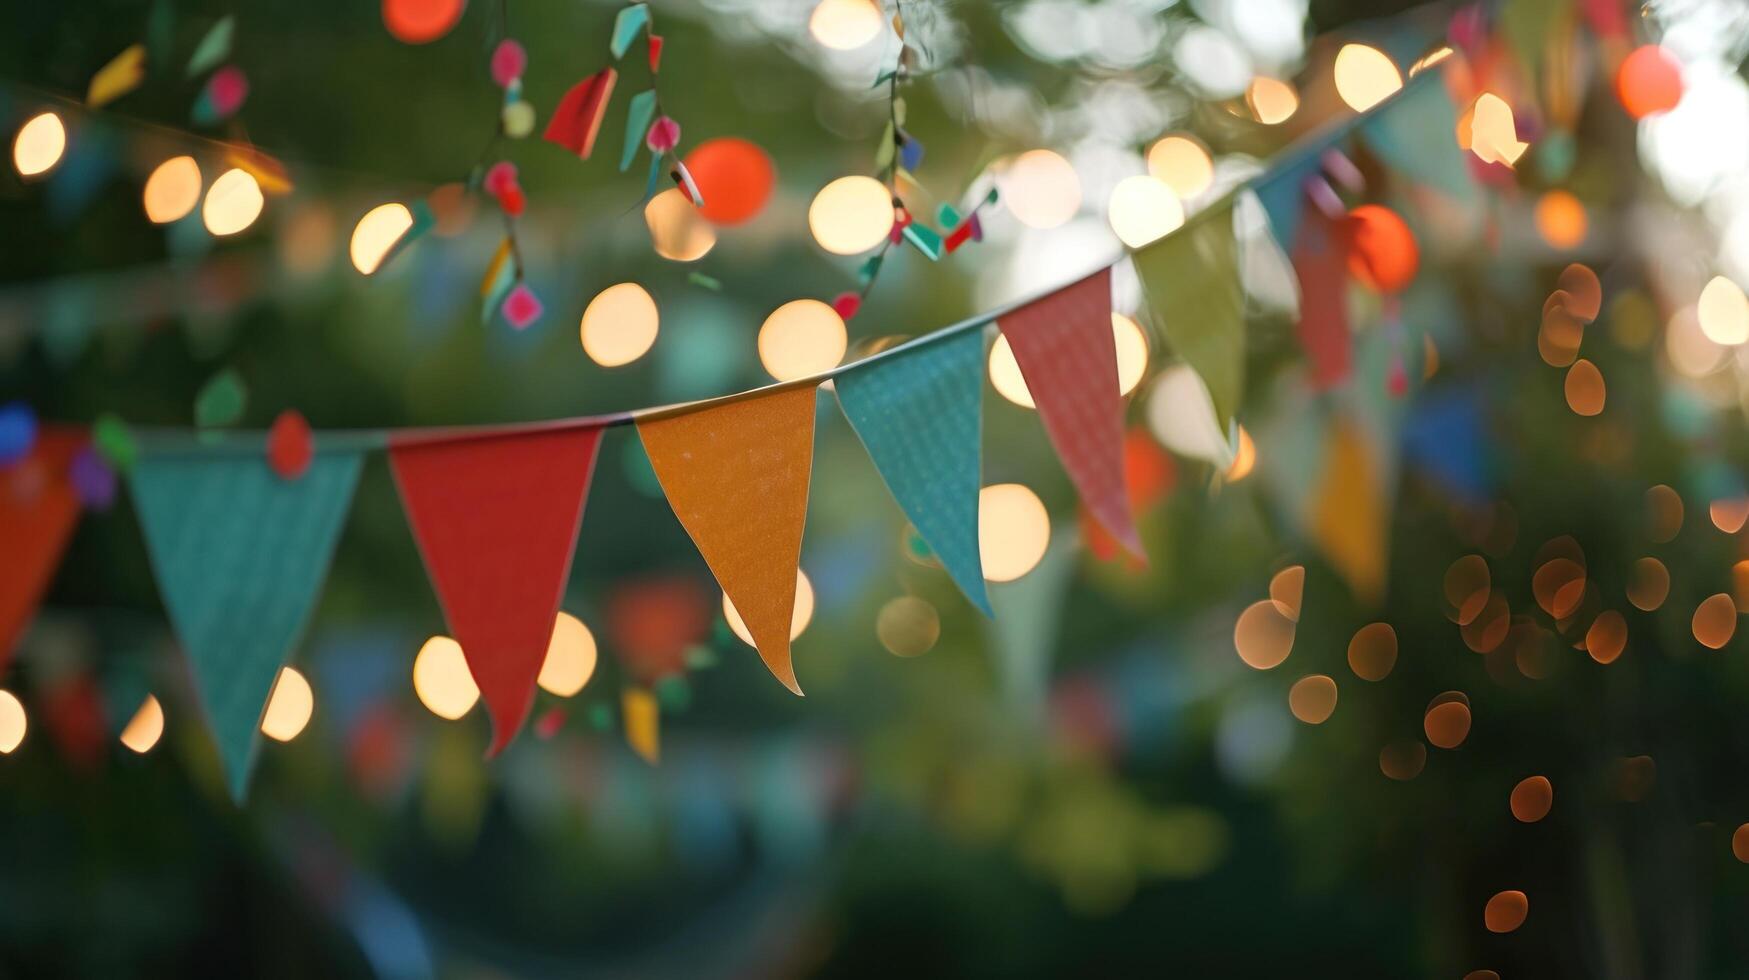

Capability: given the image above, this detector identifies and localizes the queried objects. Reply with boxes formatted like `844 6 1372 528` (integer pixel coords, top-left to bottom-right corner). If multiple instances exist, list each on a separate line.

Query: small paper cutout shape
610 4 650 60
621 89 657 172
0 428 85 679
186 16 234 78
87 44 147 109
389 425 604 754
637 386 818 694
544 67 618 160
131 446 363 800
622 687 659 763
266 410 314 480
835 329 992 614
997 268 1141 556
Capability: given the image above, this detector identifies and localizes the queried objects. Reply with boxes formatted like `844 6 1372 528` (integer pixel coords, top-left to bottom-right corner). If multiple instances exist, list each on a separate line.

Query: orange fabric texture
636 386 818 694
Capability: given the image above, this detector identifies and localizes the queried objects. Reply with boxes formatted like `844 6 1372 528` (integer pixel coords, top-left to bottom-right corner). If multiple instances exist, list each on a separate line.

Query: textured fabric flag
1360 72 1477 207
637 386 818 694
1292 209 1352 391
389 425 604 755
0 428 85 678
544 68 618 160
1134 201 1245 433
132 446 362 800
996 268 1141 557
835 329 992 614
1251 153 1320 254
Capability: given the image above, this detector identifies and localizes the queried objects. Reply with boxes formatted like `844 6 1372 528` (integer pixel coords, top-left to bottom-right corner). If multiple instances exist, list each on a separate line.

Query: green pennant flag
835 329 992 615
131 447 362 801
1134 201 1245 432
1359 72 1477 207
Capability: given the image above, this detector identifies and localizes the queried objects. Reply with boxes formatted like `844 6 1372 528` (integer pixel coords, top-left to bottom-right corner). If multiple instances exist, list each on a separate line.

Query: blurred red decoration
645 116 680 154
1342 204 1420 294
606 576 711 682
1616 45 1683 119
267 410 314 480
831 291 861 321
1082 427 1176 563
382 0 466 44
681 138 775 226
490 39 526 87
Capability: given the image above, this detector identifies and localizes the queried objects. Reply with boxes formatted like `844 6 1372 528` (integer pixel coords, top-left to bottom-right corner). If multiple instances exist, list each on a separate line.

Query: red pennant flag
996 267 1142 557
390 425 604 754
1292 210 1352 391
1 428 84 678
543 68 618 160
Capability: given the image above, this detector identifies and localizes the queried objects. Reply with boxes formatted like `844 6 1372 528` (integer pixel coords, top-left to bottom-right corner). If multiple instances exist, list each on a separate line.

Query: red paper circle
1342 205 1419 294
1616 45 1683 119
383 0 466 44
267 410 314 480
681 138 776 226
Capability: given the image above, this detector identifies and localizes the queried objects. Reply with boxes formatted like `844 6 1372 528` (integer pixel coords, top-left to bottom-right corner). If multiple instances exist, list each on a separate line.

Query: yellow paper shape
637 385 817 694
622 687 660 764
1308 417 1388 605
88 45 147 109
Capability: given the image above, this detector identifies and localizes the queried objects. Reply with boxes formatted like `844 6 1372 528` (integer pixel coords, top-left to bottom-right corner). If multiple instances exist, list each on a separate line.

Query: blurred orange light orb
383 0 465 44
1616 45 1683 119
683 138 776 226
1534 190 1587 249
1343 204 1418 293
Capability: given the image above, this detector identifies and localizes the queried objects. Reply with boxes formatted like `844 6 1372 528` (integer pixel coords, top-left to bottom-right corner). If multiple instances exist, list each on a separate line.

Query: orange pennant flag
636 386 817 695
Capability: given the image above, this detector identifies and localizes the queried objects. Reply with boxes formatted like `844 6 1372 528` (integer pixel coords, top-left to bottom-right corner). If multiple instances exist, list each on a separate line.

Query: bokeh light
1424 693 1472 749
260 666 314 742
1380 740 1427 780
1348 622 1397 680
684 138 775 226
1443 555 1491 624
876 596 940 657
808 175 892 255
1484 890 1528 933
1226 426 1256 481
1616 45 1683 119
1107 175 1184 248
0 690 25 753
809 0 883 50
1564 359 1606 416
758 299 847 381
1467 93 1529 166
1734 825 1749 864
413 635 479 720
349 202 414 275
1245 77 1299 124
1268 565 1304 622
383 0 465 44
1557 263 1602 319
989 313 1147 408
1233 599 1295 670
1711 497 1749 534
1646 485 1684 543
202 168 264 236
1510 776 1553 822
1697 275 1749 345
724 569 814 645
1586 610 1627 664
1333 43 1402 112
979 483 1051 582
1534 190 1587 249
1145 364 1229 463
1287 675 1337 724
581 282 660 366
537 612 597 697
1532 558 1586 618
142 156 202 224
1692 593 1736 649
1343 205 1418 293
645 188 716 261
1000 150 1081 230
119 695 165 754
1146 135 1213 199
1627 557 1670 611
11 111 65 178
1667 306 1729 377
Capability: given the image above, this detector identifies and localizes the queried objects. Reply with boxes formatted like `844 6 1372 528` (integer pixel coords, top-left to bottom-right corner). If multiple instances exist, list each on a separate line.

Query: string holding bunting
997 267 1142 558
389 425 605 755
637 386 819 695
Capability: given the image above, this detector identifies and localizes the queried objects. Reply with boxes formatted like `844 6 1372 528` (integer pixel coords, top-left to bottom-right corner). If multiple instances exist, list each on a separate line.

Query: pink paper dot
831 291 861 321
490 39 527 87
484 160 518 197
645 116 681 153
503 283 543 330
209 66 250 116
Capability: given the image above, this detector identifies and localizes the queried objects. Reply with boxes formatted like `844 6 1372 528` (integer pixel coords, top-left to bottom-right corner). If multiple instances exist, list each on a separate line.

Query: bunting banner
389 425 605 754
1292 209 1353 391
1360 72 1478 206
1134 201 1245 437
996 267 1141 557
1252 154 1320 255
131 446 363 799
834 328 992 615
1 428 85 677
637 386 818 695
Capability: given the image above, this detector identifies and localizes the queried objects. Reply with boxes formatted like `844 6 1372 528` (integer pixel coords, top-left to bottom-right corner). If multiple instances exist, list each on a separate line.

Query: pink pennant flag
1292 210 1352 391
996 267 1142 557
390 425 604 754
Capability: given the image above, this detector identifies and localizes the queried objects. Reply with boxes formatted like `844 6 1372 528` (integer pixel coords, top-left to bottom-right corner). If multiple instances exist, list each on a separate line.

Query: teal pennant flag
1252 151 1320 253
834 328 992 615
1134 201 1245 433
1360 72 1477 207
131 446 362 801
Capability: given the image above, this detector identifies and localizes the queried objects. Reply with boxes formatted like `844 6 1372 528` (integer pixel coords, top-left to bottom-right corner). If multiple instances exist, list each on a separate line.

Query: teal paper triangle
131 447 362 801
1360 72 1477 207
610 3 649 60
835 328 992 615
621 89 657 172
1251 152 1319 252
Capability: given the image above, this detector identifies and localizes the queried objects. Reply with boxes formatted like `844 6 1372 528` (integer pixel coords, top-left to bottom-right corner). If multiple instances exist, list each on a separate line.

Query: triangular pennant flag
637 386 818 694
835 329 991 615
543 67 618 160
1308 415 1389 605
1360 73 1477 206
131 446 362 800
1134 201 1245 432
389 426 604 755
1251 153 1319 253
1 428 85 678
996 267 1141 557
1291 209 1352 391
